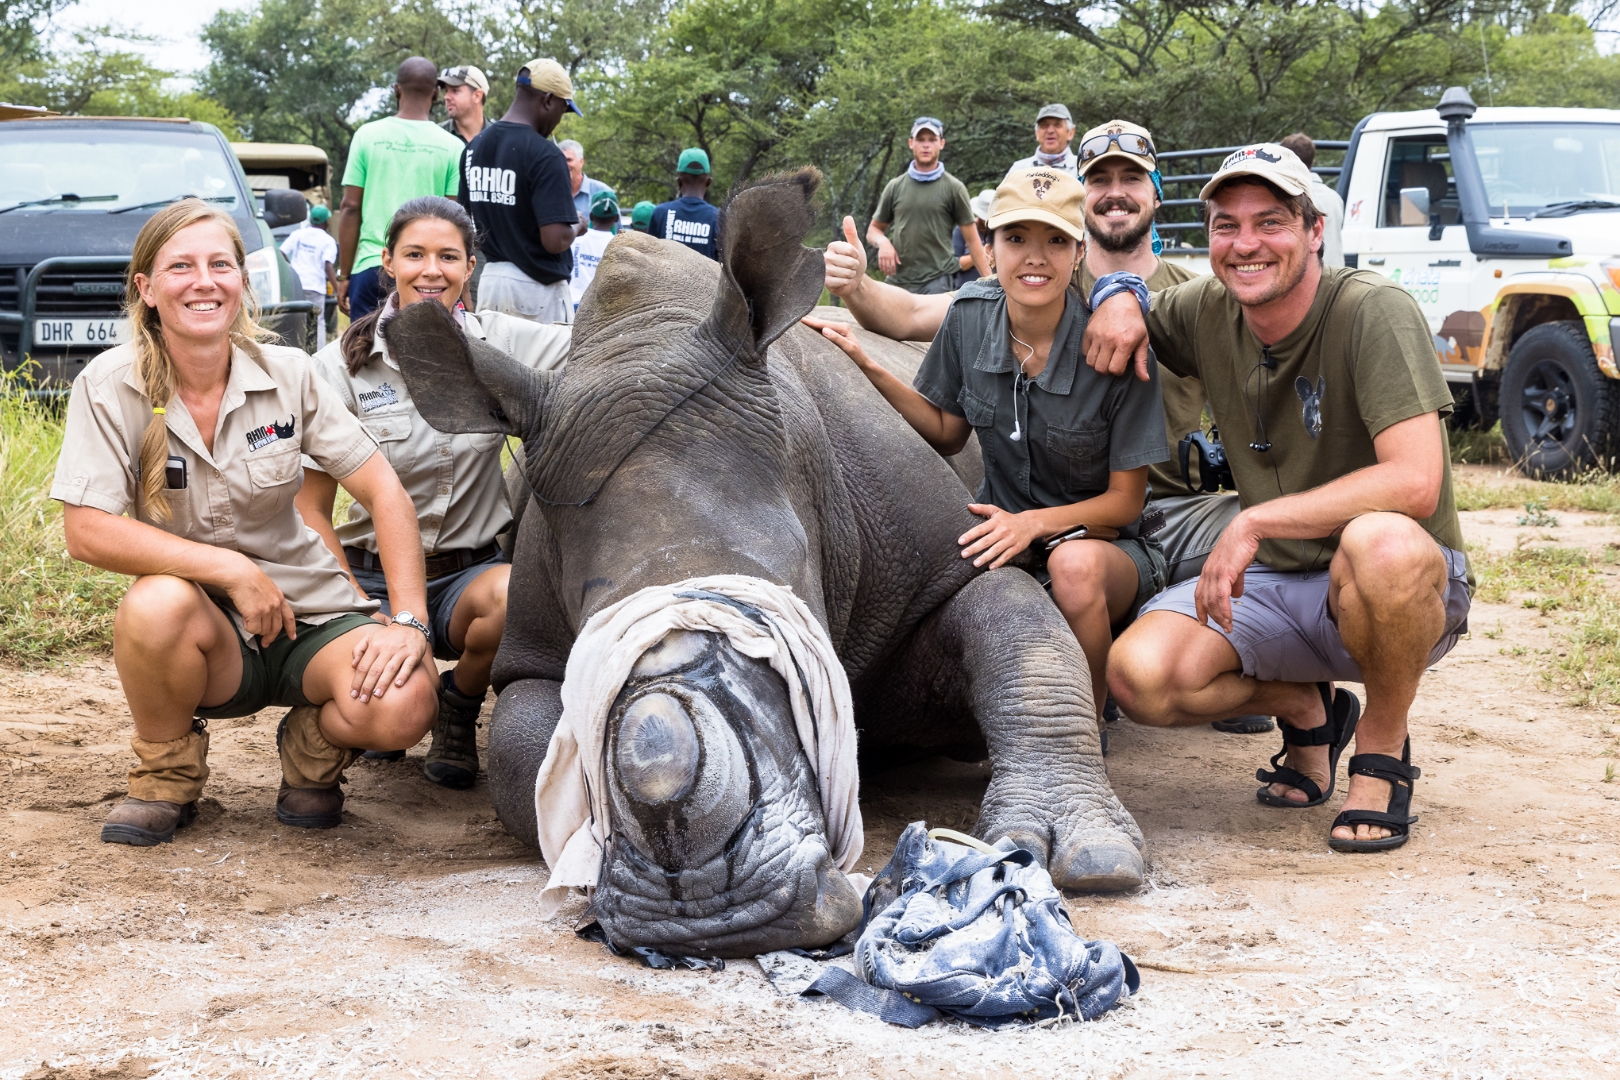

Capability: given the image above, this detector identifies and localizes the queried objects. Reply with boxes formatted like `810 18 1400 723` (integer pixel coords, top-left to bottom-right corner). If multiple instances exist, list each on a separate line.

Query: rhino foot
487 677 564 850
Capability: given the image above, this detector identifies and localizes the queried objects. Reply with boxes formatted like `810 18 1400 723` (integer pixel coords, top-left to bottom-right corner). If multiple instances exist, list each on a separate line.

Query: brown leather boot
105 719 210 845
101 797 198 846
276 706 358 829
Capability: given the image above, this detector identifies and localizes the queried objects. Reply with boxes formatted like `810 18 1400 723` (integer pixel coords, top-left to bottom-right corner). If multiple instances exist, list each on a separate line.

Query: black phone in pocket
165 455 187 490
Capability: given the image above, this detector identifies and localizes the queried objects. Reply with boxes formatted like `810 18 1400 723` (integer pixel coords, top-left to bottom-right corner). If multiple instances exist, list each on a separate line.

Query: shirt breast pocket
361 412 418 474
960 388 998 430
1045 422 1110 493
467 432 504 456
244 445 304 530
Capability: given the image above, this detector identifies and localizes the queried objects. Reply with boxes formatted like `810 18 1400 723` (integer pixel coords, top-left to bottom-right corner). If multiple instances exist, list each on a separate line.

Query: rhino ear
699 168 825 365
381 299 548 436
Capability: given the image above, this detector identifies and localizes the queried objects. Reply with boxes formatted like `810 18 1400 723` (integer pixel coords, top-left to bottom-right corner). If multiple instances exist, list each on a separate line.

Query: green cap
309 204 331 224
676 147 711 175
589 188 620 220
630 200 656 230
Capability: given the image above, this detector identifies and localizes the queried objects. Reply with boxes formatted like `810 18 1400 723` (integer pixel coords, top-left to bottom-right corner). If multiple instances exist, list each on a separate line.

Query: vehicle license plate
32 318 130 348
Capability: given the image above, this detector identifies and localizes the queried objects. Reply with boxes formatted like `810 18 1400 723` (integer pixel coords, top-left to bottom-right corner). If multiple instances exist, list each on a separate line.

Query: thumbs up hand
824 215 869 300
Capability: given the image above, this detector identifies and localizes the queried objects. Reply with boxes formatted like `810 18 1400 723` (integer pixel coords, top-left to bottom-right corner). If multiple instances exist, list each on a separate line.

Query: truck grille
12 264 129 316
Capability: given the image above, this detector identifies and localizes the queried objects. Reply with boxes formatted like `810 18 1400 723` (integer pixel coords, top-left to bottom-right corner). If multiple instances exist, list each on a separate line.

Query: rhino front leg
487 677 563 850
888 568 1144 891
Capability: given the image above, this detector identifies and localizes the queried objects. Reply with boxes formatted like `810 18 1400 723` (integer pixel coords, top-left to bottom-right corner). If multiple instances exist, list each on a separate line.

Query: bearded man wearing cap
437 65 490 145
1086 143 1471 855
868 117 989 294
457 58 584 323
1010 104 1080 176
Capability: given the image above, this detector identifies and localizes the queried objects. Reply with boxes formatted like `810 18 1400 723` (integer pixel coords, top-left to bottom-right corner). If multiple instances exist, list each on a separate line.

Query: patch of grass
1516 498 1560 528
1448 420 1507 465
1454 471 1620 514
1552 589 1620 708
0 370 126 660
1468 543 1592 611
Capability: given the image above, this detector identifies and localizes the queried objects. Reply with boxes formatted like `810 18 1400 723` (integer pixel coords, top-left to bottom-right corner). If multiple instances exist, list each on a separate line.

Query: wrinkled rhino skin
384 169 1143 958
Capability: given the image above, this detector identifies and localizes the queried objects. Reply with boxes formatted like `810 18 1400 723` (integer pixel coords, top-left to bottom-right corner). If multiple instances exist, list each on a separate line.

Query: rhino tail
700 167 826 366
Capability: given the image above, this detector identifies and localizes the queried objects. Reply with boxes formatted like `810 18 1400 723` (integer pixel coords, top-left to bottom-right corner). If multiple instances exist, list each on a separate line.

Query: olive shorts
195 611 377 720
1029 535 1169 626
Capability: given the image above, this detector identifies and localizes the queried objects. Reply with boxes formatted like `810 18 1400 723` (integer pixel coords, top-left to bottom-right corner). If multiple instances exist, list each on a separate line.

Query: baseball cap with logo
517 58 582 115
677 147 711 175
1198 143 1314 201
437 65 489 94
1035 104 1073 124
630 200 656 231
987 168 1086 242
1077 120 1156 178
911 116 944 138
589 189 620 220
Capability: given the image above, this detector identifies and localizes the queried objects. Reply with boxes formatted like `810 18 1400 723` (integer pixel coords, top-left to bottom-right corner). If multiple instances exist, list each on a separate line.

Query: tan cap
518 58 582 115
987 168 1086 242
1077 120 1156 178
1199 143 1314 201
438 65 489 94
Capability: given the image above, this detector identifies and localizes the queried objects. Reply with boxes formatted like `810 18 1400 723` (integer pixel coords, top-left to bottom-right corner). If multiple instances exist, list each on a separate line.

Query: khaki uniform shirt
51 342 380 623
1080 259 1202 498
1147 267 1466 576
308 308 570 554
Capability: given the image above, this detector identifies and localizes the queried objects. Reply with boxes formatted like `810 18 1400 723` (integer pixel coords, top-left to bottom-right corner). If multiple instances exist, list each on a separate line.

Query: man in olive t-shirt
868 117 989 294
1085 145 1471 855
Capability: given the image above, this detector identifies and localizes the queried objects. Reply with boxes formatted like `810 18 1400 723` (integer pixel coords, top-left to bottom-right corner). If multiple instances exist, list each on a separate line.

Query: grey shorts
1137 545 1472 684
1152 492 1242 586
349 549 508 662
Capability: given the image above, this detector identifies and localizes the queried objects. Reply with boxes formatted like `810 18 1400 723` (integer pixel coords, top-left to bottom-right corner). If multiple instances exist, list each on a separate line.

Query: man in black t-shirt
649 148 721 261
458 58 582 323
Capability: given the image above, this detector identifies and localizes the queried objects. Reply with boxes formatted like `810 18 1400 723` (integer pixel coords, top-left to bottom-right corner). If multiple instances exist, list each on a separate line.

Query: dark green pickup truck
0 116 314 390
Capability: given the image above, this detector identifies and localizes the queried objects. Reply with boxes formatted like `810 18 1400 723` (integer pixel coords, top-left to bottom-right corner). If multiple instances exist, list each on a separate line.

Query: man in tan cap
437 64 490 145
1085 143 1469 856
457 59 583 323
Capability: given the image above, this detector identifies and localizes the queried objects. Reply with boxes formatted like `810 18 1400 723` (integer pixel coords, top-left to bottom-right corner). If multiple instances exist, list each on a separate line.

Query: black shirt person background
457 57 581 322
649 148 721 261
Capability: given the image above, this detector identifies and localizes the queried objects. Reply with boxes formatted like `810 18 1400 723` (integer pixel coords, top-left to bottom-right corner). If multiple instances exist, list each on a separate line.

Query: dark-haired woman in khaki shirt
51 200 439 846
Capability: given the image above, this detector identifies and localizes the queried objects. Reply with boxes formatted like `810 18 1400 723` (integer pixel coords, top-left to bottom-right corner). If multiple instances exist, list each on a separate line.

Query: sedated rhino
384 170 1143 959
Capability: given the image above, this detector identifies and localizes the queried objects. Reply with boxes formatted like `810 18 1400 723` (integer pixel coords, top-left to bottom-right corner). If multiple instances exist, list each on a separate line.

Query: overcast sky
56 0 253 79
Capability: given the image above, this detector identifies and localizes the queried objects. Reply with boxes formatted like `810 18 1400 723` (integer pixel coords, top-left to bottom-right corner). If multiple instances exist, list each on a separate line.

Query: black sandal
1254 683 1360 808
1328 739 1420 853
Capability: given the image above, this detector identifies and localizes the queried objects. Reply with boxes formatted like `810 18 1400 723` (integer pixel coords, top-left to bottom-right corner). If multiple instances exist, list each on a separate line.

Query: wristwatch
391 610 431 643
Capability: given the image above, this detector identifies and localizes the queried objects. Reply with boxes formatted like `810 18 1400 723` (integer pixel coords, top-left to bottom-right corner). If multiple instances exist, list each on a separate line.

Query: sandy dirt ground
4 467 1620 1078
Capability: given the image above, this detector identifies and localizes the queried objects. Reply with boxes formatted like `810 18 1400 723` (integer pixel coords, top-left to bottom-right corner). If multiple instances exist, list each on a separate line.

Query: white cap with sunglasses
911 116 944 138
1077 120 1157 178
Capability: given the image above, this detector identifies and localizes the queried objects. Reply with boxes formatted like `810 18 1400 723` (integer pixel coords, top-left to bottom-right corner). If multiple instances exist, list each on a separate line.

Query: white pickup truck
1161 87 1620 479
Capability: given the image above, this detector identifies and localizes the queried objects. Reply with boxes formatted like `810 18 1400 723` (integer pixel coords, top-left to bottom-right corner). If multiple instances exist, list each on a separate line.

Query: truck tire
1500 320 1620 479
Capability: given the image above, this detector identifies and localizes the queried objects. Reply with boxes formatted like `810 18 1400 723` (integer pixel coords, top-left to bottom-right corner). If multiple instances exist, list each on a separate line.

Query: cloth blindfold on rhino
381 169 1144 960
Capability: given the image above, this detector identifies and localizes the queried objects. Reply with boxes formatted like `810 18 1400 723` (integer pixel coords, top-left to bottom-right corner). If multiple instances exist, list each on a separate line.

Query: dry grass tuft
0 370 126 660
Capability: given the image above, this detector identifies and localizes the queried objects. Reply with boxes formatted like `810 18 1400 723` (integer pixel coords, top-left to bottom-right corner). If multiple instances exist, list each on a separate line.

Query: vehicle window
1470 123 1620 214
1380 136 1459 228
0 128 244 216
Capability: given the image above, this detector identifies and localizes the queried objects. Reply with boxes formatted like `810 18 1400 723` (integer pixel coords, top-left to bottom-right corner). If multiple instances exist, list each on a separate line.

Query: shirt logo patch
465 164 517 207
1295 376 1324 439
358 382 400 412
246 415 296 452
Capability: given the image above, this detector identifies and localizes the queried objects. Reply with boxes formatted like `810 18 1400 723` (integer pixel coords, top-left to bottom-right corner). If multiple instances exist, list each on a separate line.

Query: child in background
570 189 619 310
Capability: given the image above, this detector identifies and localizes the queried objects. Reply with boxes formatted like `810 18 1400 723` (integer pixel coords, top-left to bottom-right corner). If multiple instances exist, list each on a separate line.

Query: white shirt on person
570 228 614 307
280 224 338 293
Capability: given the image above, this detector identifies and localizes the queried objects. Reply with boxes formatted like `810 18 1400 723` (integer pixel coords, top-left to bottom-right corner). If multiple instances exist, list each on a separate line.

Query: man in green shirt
868 117 989 294
1085 145 1471 854
335 57 465 319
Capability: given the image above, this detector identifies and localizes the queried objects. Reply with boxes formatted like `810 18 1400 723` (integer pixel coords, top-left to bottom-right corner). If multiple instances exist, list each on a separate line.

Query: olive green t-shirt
873 172 976 290
1147 267 1466 575
1080 258 1202 498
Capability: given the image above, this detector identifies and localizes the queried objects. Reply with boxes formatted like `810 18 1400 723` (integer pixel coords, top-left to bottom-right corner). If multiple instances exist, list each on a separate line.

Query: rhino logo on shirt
246 415 297 452
1295 376 1324 439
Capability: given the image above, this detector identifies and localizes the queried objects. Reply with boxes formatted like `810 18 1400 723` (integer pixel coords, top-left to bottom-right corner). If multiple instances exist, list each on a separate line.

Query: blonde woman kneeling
52 200 439 846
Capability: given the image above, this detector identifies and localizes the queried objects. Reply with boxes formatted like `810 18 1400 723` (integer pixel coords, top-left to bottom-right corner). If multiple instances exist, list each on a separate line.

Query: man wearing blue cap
649 148 721 261
457 57 583 322
868 117 988 294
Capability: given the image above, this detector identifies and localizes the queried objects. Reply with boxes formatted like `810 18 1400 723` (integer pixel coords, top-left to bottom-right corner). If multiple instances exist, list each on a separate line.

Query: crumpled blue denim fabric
853 821 1138 1026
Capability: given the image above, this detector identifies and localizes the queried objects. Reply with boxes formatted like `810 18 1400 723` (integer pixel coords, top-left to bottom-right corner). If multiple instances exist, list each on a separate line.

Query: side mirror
1398 187 1431 226
262 188 308 229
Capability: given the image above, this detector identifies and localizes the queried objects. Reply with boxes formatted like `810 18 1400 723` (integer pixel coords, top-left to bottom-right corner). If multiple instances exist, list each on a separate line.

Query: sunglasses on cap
1078 131 1156 164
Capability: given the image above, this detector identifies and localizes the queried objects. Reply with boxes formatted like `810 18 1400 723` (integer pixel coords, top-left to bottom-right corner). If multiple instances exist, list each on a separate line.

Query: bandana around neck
908 161 944 182
1034 149 1070 168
